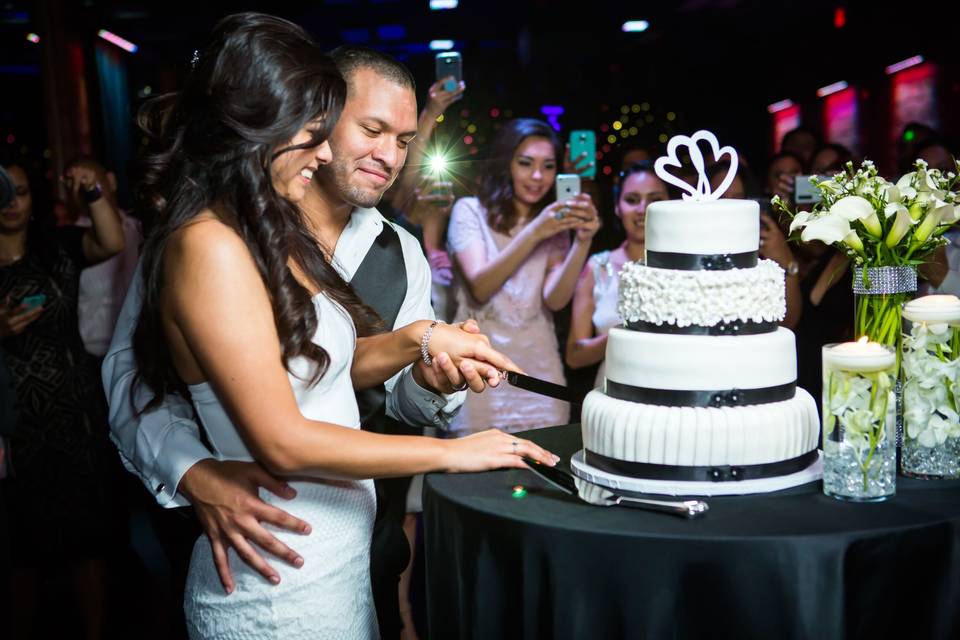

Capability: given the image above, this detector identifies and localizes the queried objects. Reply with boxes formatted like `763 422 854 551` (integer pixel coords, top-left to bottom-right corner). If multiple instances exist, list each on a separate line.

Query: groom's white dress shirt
103 207 464 507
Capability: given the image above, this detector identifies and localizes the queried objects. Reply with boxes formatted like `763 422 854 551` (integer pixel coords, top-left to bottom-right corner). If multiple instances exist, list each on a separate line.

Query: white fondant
581 387 819 467
645 199 760 255
653 130 739 201
618 259 786 327
604 326 797 391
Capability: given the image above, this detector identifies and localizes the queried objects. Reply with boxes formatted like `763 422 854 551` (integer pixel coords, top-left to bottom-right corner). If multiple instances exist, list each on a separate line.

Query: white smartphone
794 175 822 204
555 173 581 201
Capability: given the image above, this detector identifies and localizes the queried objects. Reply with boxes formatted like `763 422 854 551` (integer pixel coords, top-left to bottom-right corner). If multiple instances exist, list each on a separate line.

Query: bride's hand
426 321 523 390
441 429 560 472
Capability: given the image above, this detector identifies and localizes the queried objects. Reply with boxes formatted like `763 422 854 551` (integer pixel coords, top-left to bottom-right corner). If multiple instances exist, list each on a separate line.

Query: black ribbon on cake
645 250 758 271
605 380 796 408
625 319 778 336
584 448 818 482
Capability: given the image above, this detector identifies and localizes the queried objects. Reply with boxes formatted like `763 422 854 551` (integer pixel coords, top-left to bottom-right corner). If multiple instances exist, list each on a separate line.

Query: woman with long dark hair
446 118 601 434
133 14 555 638
0 157 124 639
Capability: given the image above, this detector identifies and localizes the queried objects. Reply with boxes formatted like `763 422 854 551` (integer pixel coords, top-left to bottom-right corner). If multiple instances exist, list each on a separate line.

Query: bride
131 13 557 639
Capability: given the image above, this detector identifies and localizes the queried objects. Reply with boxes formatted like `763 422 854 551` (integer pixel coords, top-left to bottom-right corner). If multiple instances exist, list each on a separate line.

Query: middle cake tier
604 326 797 402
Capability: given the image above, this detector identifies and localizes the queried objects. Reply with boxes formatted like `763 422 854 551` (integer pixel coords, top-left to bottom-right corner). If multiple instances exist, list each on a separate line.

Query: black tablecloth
424 424 960 640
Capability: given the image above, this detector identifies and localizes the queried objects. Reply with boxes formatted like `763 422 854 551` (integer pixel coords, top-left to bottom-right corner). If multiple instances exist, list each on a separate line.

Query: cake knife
522 458 709 519
503 371 580 405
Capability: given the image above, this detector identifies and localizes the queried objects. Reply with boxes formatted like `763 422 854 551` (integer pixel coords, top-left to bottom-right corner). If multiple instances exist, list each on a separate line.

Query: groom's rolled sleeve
386 365 464 430
384 222 466 430
102 262 212 508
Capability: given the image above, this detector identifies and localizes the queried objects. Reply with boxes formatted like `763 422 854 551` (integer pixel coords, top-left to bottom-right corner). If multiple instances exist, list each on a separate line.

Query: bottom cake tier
581 387 819 475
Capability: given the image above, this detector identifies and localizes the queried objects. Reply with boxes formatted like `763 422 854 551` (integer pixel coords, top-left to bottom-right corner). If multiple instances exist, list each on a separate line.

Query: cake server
522 458 709 519
503 371 580 404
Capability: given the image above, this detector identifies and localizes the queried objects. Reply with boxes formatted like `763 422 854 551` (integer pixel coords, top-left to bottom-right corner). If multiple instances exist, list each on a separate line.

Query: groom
104 46 481 637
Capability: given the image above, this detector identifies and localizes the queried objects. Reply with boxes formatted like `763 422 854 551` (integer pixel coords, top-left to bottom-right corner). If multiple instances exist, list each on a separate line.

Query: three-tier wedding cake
573 131 820 497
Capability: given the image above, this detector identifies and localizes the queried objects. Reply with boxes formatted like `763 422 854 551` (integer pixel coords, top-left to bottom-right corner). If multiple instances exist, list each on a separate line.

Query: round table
423 424 960 640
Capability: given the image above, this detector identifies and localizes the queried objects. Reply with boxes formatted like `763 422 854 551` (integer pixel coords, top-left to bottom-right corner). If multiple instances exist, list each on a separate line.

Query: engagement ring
512 440 519 453
555 207 570 220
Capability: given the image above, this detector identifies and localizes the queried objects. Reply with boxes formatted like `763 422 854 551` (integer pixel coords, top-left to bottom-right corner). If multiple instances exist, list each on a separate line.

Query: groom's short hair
330 45 416 93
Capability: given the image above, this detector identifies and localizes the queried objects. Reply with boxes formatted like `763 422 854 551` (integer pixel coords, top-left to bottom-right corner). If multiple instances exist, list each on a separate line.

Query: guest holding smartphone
0 159 124 639
447 118 600 434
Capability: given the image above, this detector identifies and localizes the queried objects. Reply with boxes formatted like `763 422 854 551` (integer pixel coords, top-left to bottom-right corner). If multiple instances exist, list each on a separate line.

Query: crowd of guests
1 12 959 639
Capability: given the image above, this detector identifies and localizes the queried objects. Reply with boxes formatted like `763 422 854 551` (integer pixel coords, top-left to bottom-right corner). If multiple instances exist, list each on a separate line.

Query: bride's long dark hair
132 12 381 409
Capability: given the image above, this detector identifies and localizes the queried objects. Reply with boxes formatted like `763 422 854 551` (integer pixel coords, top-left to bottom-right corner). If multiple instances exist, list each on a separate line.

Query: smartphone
794 175 822 205
555 173 581 201
435 52 462 92
568 130 596 178
19 294 46 311
423 179 454 205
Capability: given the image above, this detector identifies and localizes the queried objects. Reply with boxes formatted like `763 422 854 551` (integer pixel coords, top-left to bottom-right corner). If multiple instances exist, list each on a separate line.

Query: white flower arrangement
774 159 960 268
902 321 960 448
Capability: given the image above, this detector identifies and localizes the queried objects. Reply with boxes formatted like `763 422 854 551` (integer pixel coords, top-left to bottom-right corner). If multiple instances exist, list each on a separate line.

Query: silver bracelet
420 320 442 366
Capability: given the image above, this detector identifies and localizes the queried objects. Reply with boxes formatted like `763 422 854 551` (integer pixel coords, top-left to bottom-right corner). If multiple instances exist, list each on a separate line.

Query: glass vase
821 343 898 501
901 297 960 479
852 266 918 372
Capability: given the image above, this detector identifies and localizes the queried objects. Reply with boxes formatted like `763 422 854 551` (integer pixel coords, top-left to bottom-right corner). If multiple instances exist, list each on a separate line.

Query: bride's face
271 121 332 203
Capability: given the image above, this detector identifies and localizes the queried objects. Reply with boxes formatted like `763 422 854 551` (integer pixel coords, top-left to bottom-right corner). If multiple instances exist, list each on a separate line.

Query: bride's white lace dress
182 294 378 639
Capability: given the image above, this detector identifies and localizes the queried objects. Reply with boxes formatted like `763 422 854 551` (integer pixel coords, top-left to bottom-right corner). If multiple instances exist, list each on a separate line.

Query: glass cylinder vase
900 295 960 479
852 266 918 371
822 342 897 501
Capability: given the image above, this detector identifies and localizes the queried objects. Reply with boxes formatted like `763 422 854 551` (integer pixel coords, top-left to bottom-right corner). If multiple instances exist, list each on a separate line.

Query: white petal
789 211 814 234
830 195 876 221
800 214 852 245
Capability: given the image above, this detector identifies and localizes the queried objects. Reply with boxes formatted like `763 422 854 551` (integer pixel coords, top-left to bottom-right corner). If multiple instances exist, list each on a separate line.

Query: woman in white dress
565 162 670 387
130 14 557 639
446 119 601 434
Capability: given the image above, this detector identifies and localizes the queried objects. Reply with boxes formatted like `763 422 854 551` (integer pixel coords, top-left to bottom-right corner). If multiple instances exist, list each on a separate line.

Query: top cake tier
645 199 760 258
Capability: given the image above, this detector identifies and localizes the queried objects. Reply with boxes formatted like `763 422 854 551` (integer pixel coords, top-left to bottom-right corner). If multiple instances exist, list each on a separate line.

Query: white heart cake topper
654 130 739 201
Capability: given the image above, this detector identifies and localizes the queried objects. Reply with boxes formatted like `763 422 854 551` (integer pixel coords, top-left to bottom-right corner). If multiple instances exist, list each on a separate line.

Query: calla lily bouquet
773 159 960 267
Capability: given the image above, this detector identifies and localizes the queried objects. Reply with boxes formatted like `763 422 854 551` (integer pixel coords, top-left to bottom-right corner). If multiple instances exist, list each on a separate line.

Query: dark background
2 0 959 203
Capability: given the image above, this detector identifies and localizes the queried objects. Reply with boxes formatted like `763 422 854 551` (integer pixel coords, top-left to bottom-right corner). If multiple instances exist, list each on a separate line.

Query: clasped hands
413 318 521 395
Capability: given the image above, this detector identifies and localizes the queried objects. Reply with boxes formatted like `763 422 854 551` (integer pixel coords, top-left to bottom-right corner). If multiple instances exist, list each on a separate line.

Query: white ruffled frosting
581 387 819 466
618 259 786 328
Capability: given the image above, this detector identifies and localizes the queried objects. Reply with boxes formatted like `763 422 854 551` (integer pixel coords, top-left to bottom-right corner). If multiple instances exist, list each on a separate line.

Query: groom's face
317 67 418 209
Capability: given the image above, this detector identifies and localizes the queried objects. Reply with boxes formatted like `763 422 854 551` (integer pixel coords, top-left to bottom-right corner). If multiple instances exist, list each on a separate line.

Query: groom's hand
179 459 311 594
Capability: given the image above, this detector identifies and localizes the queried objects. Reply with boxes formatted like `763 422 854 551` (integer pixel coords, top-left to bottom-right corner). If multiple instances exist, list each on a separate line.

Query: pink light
817 81 848 98
97 29 138 53
833 7 846 29
767 99 794 114
885 55 924 75
463 135 473 145
26 33 40 43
